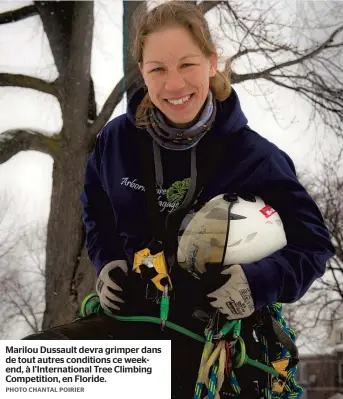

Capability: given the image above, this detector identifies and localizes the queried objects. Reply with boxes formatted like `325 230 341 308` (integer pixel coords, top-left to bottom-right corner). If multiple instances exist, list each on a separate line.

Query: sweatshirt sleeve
240 147 335 310
80 129 126 275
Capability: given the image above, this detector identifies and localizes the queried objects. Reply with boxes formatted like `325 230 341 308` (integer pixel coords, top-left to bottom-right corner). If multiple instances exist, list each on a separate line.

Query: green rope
80 294 302 398
80 293 205 343
233 336 287 379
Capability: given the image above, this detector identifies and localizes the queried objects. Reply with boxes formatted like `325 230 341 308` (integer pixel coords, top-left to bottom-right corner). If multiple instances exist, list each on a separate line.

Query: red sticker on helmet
260 205 276 218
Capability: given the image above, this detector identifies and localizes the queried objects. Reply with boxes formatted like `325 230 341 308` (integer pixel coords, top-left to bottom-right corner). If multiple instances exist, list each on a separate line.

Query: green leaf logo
166 178 190 203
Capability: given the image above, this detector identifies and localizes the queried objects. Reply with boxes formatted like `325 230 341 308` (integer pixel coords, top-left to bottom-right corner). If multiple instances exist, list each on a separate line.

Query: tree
0 263 45 339
0 1 342 329
215 0 343 137
274 152 343 353
298 154 343 335
0 192 45 338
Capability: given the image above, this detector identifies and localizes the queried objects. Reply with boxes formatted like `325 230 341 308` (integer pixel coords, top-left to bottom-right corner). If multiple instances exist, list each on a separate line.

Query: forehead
143 26 203 63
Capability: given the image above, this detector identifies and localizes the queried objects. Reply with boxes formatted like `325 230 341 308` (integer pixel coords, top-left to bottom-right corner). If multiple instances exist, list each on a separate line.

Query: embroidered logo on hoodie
121 177 190 213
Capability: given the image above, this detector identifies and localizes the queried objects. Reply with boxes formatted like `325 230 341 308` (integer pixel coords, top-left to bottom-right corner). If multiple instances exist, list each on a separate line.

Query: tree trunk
42 2 95 328
42 1 143 328
123 1 144 100
43 149 92 328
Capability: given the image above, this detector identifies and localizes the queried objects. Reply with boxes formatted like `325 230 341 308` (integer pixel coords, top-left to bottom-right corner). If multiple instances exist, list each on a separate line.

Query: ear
209 53 218 78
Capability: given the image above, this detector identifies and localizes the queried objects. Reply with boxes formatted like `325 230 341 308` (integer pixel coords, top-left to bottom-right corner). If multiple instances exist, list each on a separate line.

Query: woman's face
139 26 218 127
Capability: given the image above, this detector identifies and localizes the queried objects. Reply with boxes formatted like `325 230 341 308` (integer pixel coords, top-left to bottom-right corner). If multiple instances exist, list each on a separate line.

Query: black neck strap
137 129 243 267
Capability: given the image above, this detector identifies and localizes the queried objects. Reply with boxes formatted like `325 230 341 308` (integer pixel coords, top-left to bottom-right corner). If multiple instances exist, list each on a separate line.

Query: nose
164 70 186 92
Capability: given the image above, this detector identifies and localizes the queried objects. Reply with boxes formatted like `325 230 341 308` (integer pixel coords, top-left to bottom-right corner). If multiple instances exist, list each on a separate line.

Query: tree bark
0 74 57 95
123 1 144 101
0 5 37 24
34 1 74 79
0 130 61 163
42 2 95 328
43 148 94 328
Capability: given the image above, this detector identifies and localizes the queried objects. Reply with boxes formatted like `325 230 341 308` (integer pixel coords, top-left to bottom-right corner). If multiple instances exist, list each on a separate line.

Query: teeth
167 95 191 105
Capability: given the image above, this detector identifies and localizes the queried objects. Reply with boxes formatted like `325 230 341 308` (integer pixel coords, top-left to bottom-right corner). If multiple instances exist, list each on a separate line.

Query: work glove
201 263 255 320
96 260 128 313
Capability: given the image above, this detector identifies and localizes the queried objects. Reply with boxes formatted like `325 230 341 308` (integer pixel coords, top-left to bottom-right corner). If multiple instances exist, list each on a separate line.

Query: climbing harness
80 294 303 398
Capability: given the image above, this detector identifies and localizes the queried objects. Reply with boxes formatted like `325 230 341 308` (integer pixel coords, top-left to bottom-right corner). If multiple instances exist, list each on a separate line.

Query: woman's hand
202 264 255 319
96 260 128 313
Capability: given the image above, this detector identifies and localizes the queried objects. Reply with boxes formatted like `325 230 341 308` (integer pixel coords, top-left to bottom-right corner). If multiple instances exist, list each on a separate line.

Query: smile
166 95 192 105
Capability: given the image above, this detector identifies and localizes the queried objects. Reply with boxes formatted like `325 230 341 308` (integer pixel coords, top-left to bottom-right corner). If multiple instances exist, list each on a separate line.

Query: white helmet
177 194 287 275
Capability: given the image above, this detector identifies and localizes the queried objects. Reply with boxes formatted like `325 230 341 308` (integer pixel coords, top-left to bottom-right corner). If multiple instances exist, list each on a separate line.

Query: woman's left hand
202 264 255 319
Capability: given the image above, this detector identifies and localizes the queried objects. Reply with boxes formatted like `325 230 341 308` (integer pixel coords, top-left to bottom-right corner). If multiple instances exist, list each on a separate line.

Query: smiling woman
24 2 335 399
138 27 217 127
132 1 230 132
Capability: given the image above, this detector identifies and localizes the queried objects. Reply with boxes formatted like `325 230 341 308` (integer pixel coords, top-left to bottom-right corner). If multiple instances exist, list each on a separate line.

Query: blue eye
150 67 164 73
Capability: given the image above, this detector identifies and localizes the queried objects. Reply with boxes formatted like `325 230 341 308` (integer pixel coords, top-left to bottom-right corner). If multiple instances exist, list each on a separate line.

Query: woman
26 2 334 398
83 0 333 322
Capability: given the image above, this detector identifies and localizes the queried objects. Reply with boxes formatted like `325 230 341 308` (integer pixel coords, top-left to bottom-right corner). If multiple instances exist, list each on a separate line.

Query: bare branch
233 24 343 83
0 73 58 97
219 1 343 138
0 5 37 25
198 1 222 14
1 276 44 334
295 157 343 333
231 46 294 63
0 194 24 260
34 1 74 78
0 129 62 164
90 67 140 137
0 215 46 337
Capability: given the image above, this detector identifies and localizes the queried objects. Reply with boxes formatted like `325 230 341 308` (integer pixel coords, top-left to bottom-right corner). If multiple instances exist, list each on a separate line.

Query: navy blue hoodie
80 87 334 332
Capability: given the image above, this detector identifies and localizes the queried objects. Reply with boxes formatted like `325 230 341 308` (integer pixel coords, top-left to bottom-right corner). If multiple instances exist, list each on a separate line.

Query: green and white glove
96 260 128 313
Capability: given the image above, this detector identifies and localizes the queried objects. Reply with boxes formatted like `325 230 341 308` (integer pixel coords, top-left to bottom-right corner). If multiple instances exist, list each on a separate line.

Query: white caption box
0 340 171 398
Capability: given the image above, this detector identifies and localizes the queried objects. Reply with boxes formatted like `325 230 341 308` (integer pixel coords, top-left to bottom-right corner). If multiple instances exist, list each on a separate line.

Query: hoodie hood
126 86 248 140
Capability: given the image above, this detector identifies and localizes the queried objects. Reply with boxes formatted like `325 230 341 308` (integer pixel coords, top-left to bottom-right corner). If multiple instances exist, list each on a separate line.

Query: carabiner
160 285 169 330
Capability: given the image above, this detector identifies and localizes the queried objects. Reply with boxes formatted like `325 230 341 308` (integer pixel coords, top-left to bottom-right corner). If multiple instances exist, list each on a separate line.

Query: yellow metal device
271 358 289 393
133 247 172 291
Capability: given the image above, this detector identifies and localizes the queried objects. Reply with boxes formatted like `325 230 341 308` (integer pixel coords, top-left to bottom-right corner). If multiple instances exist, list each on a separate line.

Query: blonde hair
131 1 231 125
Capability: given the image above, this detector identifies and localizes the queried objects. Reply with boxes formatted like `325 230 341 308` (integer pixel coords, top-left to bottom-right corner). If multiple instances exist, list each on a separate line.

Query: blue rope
208 361 219 399
260 303 303 399
193 330 213 399
193 304 303 398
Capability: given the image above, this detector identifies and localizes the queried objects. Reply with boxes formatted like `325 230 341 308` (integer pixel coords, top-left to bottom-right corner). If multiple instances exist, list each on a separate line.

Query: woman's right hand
96 260 128 313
